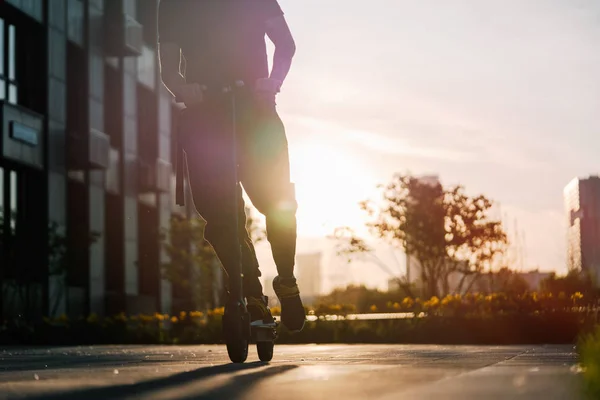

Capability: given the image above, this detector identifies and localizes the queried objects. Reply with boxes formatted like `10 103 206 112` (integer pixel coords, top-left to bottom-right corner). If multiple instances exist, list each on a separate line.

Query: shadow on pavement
178 365 298 400
26 362 298 400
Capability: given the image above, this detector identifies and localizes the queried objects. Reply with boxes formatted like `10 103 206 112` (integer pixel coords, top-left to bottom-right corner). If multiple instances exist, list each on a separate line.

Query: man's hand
173 82 204 106
255 77 282 105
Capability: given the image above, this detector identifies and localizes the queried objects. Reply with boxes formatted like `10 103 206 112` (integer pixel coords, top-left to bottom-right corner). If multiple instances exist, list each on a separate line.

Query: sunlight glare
289 139 376 238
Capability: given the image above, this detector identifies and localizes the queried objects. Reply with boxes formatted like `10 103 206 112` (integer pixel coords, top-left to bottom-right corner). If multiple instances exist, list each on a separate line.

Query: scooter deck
251 323 278 342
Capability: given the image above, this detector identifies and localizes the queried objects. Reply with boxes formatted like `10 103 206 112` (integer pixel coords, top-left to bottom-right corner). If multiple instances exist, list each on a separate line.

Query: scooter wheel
257 340 274 362
226 334 249 363
223 304 250 363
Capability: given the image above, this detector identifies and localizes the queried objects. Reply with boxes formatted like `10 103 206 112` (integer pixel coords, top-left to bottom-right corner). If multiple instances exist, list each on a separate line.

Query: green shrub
579 325 600 398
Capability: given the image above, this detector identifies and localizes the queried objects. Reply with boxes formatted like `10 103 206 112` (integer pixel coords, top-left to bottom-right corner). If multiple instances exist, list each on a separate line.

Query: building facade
296 252 322 304
0 0 198 321
564 176 600 279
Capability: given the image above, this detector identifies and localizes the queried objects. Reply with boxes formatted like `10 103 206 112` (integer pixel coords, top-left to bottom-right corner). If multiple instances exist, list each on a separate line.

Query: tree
336 173 507 299
541 269 599 299
160 206 266 311
0 212 99 319
473 267 530 295
316 284 412 314
245 206 267 244
47 221 100 316
331 226 416 296
160 216 217 311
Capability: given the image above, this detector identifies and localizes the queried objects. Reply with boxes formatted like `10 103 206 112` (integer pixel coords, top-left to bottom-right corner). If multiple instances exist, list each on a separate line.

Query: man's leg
178 105 264 304
239 103 305 332
235 186 265 299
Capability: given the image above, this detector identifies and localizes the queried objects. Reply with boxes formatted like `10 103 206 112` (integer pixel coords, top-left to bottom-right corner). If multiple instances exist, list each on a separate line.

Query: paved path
0 344 584 399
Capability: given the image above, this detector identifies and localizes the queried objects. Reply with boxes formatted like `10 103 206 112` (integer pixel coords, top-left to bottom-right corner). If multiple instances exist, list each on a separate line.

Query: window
124 0 137 18
66 41 87 159
0 18 17 104
137 0 158 46
0 167 3 271
9 170 16 230
67 0 85 45
138 85 158 161
0 14 45 113
137 45 156 89
0 167 4 221
7 24 16 104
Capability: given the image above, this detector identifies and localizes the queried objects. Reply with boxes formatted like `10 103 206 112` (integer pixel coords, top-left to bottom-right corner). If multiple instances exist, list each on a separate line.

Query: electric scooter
176 81 277 363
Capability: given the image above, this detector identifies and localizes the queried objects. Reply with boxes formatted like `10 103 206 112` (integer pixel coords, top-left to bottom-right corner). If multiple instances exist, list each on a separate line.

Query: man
157 0 305 332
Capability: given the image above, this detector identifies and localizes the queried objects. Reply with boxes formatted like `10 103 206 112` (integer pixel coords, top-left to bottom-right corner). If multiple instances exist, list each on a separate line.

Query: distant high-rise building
387 278 402 292
296 252 323 301
262 276 277 307
564 176 600 278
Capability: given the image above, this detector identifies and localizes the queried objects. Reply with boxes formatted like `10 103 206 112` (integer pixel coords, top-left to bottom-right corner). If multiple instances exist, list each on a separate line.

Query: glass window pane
0 79 5 100
0 167 4 220
10 170 16 230
8 24 15 80
124 0 136 17
8 83 17 104
0 19 4 76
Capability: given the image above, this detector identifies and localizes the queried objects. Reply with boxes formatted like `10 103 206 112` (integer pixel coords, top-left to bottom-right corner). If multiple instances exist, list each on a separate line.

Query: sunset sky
253 0 600 292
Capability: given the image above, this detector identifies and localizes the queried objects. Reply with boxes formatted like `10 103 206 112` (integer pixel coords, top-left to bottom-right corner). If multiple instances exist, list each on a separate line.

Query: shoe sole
251 320 277 328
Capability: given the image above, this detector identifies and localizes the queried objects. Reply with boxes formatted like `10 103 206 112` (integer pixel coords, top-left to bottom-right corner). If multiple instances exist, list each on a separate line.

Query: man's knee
253 182 298 217
203 214 238 245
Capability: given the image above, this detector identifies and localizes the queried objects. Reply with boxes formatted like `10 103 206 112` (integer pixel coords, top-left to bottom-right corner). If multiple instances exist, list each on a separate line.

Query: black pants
178 96 297 298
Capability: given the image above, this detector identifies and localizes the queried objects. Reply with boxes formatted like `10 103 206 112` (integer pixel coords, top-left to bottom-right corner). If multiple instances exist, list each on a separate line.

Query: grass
579 325 600 398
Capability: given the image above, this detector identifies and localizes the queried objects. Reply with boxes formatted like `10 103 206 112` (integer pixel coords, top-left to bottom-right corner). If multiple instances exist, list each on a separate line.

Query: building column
46 0 68 318
121 2 140 308
87 0 106 315
157 87 172 314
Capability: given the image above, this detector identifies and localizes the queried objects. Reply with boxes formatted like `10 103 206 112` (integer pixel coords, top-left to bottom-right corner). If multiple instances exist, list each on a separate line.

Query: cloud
286 114 477 162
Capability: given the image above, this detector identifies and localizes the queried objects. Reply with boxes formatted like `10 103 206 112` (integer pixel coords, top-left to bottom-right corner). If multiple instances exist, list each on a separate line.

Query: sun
288 138 376 238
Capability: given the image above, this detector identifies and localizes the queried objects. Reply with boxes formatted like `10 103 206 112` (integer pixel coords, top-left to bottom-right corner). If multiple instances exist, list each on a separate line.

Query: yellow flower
171 316 178 323
114 312 127 322
424 296 440 309
86 313 98 324
441 295 453 306
179 311 187 320
571 292 584 304
154 313 170 321
401 297 414 309
140 314 153 322
211 307 225 316
369 305 378 312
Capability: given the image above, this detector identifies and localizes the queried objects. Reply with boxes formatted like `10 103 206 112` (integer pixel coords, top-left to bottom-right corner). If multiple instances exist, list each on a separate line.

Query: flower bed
1 292 597 346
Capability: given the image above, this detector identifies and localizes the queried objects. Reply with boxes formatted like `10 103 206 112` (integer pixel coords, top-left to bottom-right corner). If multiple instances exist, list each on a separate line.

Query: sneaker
246 296 276 327
272 276 305 332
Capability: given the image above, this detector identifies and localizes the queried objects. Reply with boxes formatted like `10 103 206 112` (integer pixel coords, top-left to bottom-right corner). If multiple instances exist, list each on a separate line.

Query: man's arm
265 15 296 88
157 1 201 105
158 42 186 97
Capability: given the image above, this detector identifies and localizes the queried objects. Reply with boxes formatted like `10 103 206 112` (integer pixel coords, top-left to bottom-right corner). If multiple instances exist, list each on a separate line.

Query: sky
252 0 600 292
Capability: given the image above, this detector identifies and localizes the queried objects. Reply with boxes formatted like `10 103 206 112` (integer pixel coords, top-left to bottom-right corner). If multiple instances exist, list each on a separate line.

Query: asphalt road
0 344 584 400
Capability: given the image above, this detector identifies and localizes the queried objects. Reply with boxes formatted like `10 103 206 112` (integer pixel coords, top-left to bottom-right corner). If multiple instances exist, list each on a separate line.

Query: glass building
0 0 201 321
564 176 600 279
